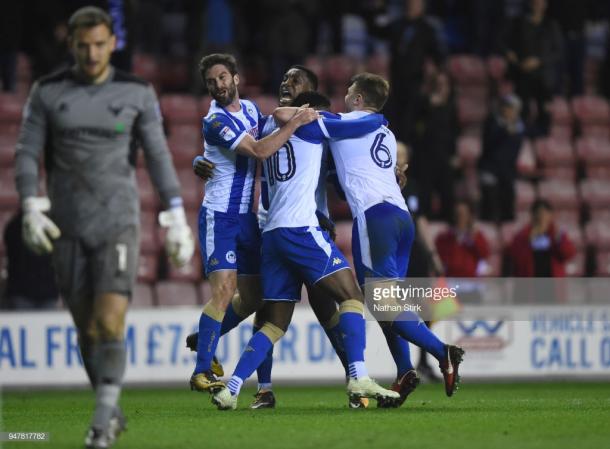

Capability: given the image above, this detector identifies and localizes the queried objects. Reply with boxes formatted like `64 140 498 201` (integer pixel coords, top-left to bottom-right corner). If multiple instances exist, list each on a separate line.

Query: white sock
348 361 368 379
258 382 272 391
227 376 244 396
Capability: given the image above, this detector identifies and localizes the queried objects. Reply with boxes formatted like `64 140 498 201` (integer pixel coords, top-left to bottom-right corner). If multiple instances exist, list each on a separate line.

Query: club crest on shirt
219 126 236 141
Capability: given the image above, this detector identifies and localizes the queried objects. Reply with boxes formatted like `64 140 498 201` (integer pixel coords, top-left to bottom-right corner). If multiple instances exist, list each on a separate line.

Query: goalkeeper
14 6 194 449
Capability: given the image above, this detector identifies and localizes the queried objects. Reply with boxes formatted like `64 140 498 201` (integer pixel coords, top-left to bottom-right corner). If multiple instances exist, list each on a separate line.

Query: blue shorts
352 202 414 286
261 226 350 302
198 206 261 275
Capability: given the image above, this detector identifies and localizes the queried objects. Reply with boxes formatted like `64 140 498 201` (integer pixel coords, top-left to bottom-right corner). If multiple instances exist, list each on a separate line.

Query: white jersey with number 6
328 110 408 218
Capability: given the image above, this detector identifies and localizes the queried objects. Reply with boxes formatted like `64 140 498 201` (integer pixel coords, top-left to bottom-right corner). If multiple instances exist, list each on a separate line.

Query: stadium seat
0 93 24 123
175 168 204 209
159 59 190 92
160 94 199 126
136 168 159 211
562 223 584 250
457 96 487 127
132 53 160 84
137 252 159 283
303 55 327 86
589 208 610 223
140 211 159 253
198 96 212 118
581 124 610 140
476 222 501 254
0 168 19 210
586 165 610 180
571 95 610 126
365 53 389 79
156 281 200 306
585 220 610 250
541 166 576 180
0 134 17 167
486 56 506 81
516 139 537 176
537 179 579 209
330 95 346 113
449 55 487 85
579 179 610 209
166 256 203 282
167 124 201 168
199 281 212 304
552 209 580 226
548 97 572 126
515 180 536 211
576 137 610 166
326 54 357 89
457 135 482 166
132 283 156 308
534 137 575 167
565 251 585 277
252 95 277 115
548 124 572 139
595 251 610 276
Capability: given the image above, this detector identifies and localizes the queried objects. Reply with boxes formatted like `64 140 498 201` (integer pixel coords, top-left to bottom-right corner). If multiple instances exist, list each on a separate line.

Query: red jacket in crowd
435 229 490 277
508 223 576 277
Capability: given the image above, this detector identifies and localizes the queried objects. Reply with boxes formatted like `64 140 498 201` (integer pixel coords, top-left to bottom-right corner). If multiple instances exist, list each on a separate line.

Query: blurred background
0 0 609 309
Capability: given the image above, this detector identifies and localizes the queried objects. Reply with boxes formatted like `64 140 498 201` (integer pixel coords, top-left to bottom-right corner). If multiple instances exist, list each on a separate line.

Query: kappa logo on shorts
332 257 342 266
226 251 236 264
209 258 219 267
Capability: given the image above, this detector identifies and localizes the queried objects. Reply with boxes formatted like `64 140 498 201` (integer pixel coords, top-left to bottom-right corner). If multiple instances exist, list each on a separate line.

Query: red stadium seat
552 209 580 226
476 222 501 254
586 165 610 180
541 166 576 180
132 53 160 84
595 251 610 276
449 55 487 85
562 223 584 250
132 283 156 308
156 281 200 306
251 95 277 116
175 168 204 209
571 95 610 126
585 220 610 250
548 97 572 126
457 96 487 127
303 55 327 84
159 60 190 92
576 137 610 166
140 211 159 253
579 179 610 209
167 124 201 168
538 179 579 209
516 140 537 176
136 168 159 211
0 93 24 122
548 124 572 139
137 252 159 283
565 251 585 277
160 94 199 126
326 54 357 88
534 137 575 167
515 180 536 211
486 56 507 81
457 135 482 166
0 134 17 167
581 124 610 140
589 208 610 222
166 255 203 282
0 168 19 210
198 96 213 117
365 53 389 79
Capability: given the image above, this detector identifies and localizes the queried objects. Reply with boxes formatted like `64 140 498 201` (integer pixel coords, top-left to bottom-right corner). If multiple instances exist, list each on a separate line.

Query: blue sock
254 326 273 386
381 325 414 377
324 324 349 377
338 311 366 378
220 303 244 336
233 331 274 383
392 311 445 361
194 312 222 374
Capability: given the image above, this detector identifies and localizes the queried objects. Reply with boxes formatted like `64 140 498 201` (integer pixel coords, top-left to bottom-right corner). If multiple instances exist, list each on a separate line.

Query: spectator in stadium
13 7 194 448
508 199 576 277
435 199 491 278
2 210 59 310
478 94 525 223
503 0 563 136
366 0 446 142
410 70 458 222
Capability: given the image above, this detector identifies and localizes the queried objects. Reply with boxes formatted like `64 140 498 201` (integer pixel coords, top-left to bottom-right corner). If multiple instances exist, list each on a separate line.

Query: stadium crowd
2 0 610 311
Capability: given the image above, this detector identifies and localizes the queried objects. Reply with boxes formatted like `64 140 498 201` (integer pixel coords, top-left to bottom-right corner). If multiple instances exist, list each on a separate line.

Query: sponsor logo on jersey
211 120 222 128
108 104 124 116
219 126 236 142
226 251 236 264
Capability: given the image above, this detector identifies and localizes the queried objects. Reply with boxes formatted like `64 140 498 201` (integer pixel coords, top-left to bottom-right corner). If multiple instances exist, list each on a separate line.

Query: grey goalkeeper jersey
15 67 181 247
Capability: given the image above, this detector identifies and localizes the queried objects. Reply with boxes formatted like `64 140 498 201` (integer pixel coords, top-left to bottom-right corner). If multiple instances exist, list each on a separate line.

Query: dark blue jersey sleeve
202 113 246 150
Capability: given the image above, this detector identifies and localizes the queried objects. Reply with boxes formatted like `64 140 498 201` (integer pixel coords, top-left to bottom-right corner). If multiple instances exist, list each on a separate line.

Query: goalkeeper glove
22 197 61 254
158 204 194 267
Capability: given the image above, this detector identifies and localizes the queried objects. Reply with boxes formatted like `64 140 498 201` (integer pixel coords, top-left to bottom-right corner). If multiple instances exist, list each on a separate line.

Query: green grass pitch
2 382 610 449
